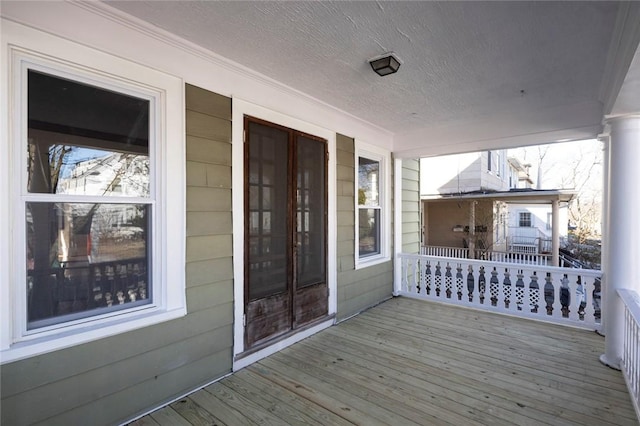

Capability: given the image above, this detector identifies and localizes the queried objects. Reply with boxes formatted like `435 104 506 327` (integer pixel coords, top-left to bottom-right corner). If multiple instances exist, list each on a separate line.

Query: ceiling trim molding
394 124 603 160
64 1 393 139
598 2 640 115
393 99 604 158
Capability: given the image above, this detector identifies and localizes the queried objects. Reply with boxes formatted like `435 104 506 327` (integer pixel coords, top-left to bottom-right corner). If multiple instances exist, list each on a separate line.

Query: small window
358 157 381 257
487 150 492 172
547 212 552 230
519 212 532 228
356 144 390 266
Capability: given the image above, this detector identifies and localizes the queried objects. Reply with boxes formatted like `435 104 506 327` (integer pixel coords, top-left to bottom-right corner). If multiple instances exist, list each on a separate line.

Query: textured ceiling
106 1 624 150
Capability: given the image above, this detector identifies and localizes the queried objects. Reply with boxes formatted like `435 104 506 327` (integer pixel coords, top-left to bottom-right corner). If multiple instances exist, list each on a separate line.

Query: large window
356 144 390 266
3 44 185 361
25 70 153 329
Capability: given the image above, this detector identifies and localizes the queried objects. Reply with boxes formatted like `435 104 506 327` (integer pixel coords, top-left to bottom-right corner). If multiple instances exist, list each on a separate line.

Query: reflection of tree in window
26 69 152 327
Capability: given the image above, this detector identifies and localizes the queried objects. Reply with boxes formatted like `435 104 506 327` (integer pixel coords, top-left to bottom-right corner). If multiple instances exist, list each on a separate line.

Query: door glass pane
26 202 150 329
296 136 326 287
27 70 150 197
247 122 288 300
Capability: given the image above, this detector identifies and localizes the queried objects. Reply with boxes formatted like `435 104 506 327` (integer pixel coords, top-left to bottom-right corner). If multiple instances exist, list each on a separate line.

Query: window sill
0 307 186 364
355 255 391 270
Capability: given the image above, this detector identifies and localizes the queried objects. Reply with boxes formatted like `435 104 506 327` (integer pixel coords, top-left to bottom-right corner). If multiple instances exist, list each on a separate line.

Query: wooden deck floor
130 297 637 426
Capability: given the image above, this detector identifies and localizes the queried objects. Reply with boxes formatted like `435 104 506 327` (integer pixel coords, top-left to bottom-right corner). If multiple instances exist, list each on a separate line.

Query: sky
508 139 603 197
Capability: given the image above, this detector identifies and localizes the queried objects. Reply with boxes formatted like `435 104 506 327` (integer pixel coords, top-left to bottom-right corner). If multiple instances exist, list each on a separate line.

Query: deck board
130 297 637 425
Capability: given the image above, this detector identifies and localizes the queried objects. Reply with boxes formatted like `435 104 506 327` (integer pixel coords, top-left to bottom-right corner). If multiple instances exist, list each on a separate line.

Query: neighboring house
420 150 509 195
508 202 570 252
421 151 573 261
1 3 639 426
508 157 535 189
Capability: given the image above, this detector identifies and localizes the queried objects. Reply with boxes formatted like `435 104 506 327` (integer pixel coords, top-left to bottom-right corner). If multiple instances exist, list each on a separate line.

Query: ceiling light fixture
369 53 401 76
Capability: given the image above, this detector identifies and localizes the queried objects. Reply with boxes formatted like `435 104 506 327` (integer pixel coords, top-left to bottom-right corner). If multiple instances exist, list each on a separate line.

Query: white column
551 199 560 267
598 136 610 336
393 158 403 296
468 201 476 258
600 116 640 370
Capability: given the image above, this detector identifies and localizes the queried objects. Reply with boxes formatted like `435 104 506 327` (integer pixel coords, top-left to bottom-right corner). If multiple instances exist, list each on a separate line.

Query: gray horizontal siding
402 159 422 254
1 84 234 426
336 134 392 321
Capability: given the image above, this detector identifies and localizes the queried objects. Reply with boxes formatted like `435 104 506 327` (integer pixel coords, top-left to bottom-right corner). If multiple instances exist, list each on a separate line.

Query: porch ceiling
106 1 639 156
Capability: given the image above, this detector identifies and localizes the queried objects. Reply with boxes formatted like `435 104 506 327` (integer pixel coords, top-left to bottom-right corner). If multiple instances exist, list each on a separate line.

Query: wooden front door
244 117 328 349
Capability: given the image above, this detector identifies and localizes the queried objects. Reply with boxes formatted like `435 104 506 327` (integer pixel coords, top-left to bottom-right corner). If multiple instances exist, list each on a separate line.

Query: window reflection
358 157 379 207
27 145 149 197
359 208 380 257
27 70 150 197
26 203 150 328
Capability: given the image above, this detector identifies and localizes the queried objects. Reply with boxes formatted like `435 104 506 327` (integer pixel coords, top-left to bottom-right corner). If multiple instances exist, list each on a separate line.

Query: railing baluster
496 267 506 311
503 266 513 312
477 263 485 304
551 272 564 322
583 275 597 327
425 260 432 297
455 263 464 301
466 263 475 303
434 261 442 298
445 262 453 299
567 273 580 322
419 258 427 297
618 290 640 421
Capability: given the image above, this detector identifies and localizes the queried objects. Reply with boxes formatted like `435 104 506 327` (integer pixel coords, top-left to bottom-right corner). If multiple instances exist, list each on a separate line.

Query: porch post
551 199 559 267
600 115 640 370
468 201 476 258
393 158 403 296
599 136 610 335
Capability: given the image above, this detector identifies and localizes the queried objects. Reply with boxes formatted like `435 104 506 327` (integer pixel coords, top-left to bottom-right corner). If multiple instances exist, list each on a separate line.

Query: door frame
231 99 336 370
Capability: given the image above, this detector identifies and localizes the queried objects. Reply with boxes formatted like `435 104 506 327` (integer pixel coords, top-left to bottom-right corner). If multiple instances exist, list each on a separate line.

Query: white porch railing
399 254 602 330
480 251 550 266
620 289 640 420
421 245 469 258
421 245 551 265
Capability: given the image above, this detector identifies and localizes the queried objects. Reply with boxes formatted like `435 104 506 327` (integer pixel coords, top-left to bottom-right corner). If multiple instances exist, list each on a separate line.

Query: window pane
296 136 326 287
26 202 150 329
359 208 380 257
27 70 150 197
358 157 380 207
519 212 532 227
247 122 289 300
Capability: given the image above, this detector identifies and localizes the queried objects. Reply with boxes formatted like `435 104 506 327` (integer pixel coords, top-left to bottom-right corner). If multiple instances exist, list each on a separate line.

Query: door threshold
233 314 335 371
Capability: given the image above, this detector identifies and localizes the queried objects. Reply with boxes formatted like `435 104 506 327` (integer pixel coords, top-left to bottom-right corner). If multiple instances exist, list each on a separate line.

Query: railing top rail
618 289 640 326
421 245 468 250
399 252 602 277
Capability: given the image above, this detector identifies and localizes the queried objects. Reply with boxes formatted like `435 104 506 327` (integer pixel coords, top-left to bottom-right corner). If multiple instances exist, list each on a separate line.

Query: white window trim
1 34 186 363
355 141 391 269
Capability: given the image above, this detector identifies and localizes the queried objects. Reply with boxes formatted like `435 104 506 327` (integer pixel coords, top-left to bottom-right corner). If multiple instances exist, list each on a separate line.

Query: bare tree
536 145 550 188
561 149 602 244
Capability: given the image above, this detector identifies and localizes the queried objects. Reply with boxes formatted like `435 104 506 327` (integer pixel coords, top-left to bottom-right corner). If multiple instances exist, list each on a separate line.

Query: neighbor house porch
130 297 636 426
